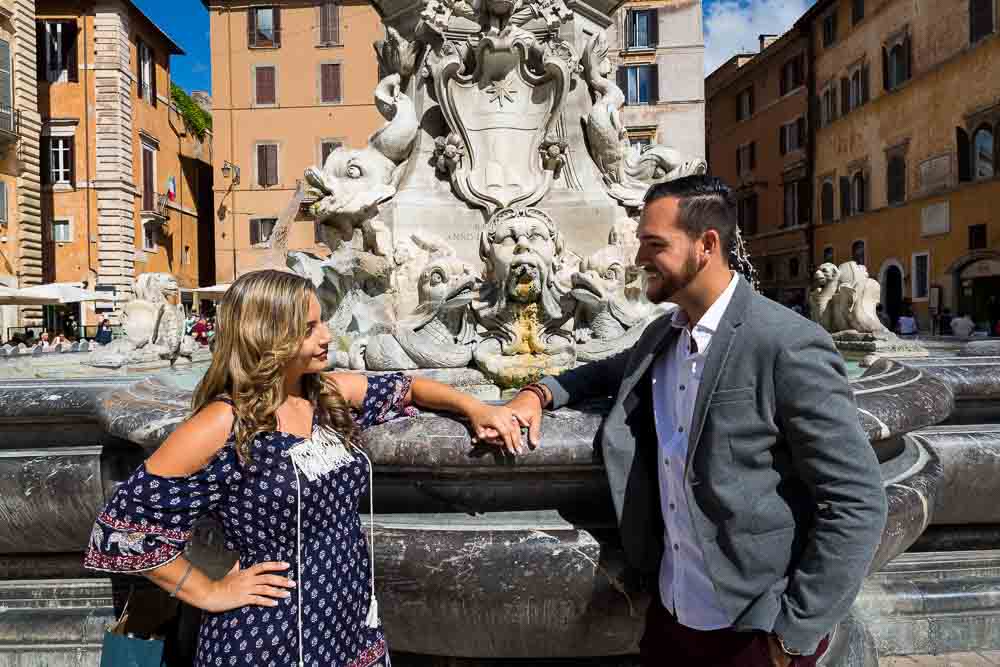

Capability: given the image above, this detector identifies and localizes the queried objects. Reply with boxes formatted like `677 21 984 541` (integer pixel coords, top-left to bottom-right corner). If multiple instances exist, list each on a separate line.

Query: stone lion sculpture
809 261 890 337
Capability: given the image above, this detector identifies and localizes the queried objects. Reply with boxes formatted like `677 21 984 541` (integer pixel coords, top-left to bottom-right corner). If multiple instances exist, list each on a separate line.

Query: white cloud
704 0 816 75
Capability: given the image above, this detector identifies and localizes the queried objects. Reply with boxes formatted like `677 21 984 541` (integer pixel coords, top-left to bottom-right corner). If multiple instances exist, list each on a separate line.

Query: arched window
852 240 866 267
852 171 866 214
887 155 906 204
974 124 995 179
789 257 800 278
850 69 862 108
821 180 835 223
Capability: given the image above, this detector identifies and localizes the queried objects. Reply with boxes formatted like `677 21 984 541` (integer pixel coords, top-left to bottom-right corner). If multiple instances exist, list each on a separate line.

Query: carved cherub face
483 214 560 303
813 263 840 288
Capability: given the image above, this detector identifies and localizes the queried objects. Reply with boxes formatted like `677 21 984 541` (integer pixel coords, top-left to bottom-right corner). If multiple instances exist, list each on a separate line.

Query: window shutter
780 63 788 96
749 141 756 169
0 182 7 224
736 147 742 174
257 145 268 186
840 176 851 217
273 7 281 47
650 65 659 103
863 173 870 212
957 127 972 182
617 67 628 101
624 9 633 47
41 137 50 185
321 1 340 44
779 126 787 155
748 86 755 115
0 40 11 114
267 145 278 186
247 8 256 47
64 21 78 82
136 40 145 97
150 47 157 107
882 47 890 90
797 117 806 147
971 0 995 42
822 181 834 223
36 21 46 80
142 148 154 210
256 66 275 105
861 63 870 103
799 180 811 225
322 63 342 103
904 35 912 81
649 9 659 47
841 77 850 115
250 220 260 246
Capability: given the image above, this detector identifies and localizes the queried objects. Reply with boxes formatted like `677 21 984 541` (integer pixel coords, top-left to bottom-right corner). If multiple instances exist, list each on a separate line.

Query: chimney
759 34 779 52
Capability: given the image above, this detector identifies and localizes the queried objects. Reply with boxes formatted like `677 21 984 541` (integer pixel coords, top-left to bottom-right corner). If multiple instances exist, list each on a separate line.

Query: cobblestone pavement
881 653 1000 666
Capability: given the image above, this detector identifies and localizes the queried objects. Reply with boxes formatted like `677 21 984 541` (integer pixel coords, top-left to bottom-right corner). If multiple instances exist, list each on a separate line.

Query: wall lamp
222 160 241 185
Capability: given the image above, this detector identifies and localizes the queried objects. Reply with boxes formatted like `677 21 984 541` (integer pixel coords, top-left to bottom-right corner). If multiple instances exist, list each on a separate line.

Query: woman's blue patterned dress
84 374 415 667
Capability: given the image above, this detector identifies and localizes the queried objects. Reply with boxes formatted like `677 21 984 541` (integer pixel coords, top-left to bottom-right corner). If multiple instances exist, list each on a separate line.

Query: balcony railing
141 192 170 220
0 104 21 142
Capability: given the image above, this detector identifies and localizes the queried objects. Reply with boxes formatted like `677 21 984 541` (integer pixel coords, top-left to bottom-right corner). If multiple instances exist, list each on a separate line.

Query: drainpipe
803 21 817 276
82 6 95 324
226 1 237 281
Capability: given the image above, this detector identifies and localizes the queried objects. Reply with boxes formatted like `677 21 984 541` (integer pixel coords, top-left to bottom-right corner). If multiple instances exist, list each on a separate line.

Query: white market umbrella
0 283 103 306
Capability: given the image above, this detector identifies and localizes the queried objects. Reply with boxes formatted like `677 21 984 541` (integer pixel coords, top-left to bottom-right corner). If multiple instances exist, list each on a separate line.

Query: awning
193 283 232 298
0 283 105 306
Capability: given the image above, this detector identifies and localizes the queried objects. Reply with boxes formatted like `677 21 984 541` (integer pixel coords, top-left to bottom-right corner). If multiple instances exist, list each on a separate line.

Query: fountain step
910 424 1000 524
857 550 1000 657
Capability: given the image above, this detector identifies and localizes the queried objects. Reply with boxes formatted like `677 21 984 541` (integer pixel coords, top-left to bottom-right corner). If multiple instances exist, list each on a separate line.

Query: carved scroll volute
426 30 573 216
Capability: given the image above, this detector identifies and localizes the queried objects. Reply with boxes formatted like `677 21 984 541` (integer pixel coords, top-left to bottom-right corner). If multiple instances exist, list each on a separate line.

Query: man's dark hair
643 175 739 256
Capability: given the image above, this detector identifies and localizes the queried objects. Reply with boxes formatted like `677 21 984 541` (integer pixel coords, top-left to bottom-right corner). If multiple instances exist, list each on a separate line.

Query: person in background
937 308 953 336
39 331 51 348
95 319 113 345
24 329 35 346
897 312 918 336
951 313 975 339
191 316 209 346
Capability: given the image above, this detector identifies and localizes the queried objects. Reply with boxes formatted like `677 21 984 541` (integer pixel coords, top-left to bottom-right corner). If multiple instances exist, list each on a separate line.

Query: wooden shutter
150 46 157 107
863 173 870 213
36 21 46 80
650 65 659 103
780 62 787 96
840 176 851 218
321 1 340 45
142 148 154 210
882 47 889 90
247 8 256 47
861 63 870 103
250 220 260 246
904 35 912 81
0 39 11 116
273 7 281 47
779 126 787 155
841 77 850 114
0 182 7 224
257 145 267 186
736 147 742 174
321 63 341 103
256 66 275 105
649 9 659 47
748 86 755 115
957 127 972 182
798 180 811 226
41 137 50 185
617 67 628 102
796 117 806 148
136 40 145 99
64 21 78 82
749 141 756 169
267 145 278 185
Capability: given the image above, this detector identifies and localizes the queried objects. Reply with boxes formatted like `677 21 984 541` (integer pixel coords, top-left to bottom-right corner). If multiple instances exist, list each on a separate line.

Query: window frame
822 10 838 48
911 251 930 301
319 61 343 105
51 218 72 243
887 152 907 205
851 239 867 267
142 220 158 252
737 86 754 121
737 193 759 237
822 245 835 264
137 39 155 105
821 178 835 224
49 136 73 185
783 181 801 228
250 217 278 247
626 9 657 50
851 170 867 215
624 64 657 105
140 140 158 212
40 20 77 84
973 123 995 180
318 0 342 47
255 141 280 188
319 138 345 167
253 64 278 108
249 6 280 49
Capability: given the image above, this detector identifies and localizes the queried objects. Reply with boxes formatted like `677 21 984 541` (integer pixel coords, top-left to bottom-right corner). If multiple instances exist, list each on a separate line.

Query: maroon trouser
640 596 830 667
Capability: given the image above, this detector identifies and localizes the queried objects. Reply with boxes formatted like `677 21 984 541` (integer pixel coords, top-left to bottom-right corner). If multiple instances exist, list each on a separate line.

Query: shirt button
673 543 679 551
669 502 676 511
678 426 684 433
664 459 670 467
680 385 686 391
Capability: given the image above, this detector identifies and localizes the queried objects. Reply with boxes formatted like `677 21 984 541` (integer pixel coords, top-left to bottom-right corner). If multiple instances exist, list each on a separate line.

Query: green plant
171 83 212 140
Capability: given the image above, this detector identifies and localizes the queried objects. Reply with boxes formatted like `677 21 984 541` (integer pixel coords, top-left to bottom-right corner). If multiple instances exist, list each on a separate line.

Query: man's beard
646 249 702 304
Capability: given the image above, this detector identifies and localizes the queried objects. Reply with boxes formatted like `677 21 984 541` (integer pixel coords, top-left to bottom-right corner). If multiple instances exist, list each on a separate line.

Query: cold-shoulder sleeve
354 372 416 430
83 446 236 573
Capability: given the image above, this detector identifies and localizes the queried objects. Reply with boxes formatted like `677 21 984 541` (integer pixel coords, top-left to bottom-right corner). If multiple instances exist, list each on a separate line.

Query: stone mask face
486 217 557 302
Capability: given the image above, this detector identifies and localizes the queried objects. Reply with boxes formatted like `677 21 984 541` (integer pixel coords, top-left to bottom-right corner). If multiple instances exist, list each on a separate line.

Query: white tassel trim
365 594 380 628
288 425 354 482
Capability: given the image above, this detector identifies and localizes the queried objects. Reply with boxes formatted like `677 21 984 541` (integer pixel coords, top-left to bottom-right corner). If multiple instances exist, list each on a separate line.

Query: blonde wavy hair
191 270 356 463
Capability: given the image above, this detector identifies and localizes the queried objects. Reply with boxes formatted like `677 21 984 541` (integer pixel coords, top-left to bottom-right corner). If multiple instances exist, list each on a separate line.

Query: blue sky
150 0 819 93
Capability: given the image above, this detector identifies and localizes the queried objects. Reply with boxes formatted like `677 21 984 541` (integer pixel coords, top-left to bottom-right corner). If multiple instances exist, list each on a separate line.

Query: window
852 0 865 25
823 246 835 263
320 63 342 104
737 86 754 120
0 39 12 133
319 0 341 45
137 40 156 105
884 38 912 91
37 21 78 83
183 245 192 265
0 182 6 225
248 7 280 48
840 175 851 218
852 240 866 266
971 0 995 43
973 125 995 179
783 180 810 228
780 54 805 96
142 221 157 251
321 139 343 166
823 12 838 47
852 171 867 214
255 66 277 106
51 219 71 243
42 136 74 185
736 142 756 175
789 257 800 278
780 117 806 154
821 86 837 126
257 143 279 187
912 252 929 300
622 65 657 105
626 9 657 49
141 143 157 212
958 127 973 183
630 136 651 151
250 218 277 246
737 194 758 236
821 180 835 223
969 223 987 250
887 154 906 204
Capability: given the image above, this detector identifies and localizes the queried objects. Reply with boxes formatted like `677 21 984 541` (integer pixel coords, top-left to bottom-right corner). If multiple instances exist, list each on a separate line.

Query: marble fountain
2 0 1000 663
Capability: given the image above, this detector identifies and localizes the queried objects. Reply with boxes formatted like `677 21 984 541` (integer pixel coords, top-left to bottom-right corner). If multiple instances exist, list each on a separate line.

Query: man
951 313 975 338
506 176 887 666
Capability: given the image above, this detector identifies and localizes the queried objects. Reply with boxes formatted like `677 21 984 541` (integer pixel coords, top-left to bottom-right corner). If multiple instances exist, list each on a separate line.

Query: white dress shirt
653 271 740 630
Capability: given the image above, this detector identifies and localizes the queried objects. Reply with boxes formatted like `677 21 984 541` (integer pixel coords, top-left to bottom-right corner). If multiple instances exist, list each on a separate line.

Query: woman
95 319 113 345
84 270 520 667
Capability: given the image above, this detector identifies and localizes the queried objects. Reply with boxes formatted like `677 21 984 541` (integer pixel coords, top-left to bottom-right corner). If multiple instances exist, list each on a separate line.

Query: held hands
203 561 296 613
466 403 526 455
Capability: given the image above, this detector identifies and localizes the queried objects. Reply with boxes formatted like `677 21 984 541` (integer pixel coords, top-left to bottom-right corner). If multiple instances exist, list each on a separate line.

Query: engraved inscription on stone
918 154 952 194
921 201 950 237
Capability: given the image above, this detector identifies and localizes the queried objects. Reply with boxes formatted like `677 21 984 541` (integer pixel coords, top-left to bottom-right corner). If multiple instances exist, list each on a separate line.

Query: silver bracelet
171 561 194 598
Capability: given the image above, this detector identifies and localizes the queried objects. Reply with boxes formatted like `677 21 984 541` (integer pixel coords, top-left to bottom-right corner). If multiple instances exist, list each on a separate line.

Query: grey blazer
540 277 888 655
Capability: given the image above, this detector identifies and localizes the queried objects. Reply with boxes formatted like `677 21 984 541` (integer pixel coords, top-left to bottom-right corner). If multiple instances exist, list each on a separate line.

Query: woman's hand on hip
203 561 296 613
